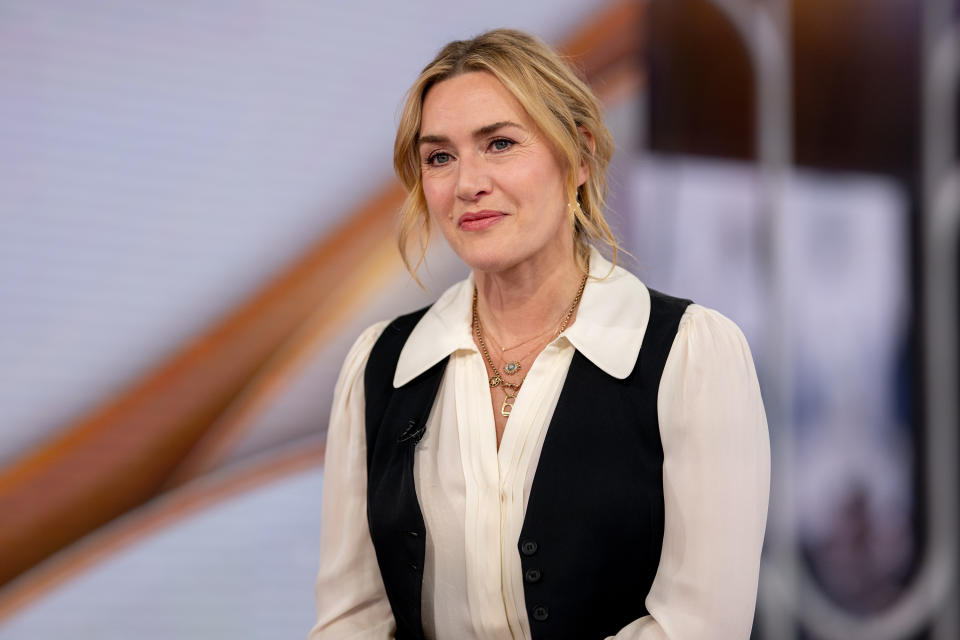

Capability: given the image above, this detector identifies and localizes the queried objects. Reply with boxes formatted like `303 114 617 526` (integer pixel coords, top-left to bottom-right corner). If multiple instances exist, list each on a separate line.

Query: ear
577 125 595 187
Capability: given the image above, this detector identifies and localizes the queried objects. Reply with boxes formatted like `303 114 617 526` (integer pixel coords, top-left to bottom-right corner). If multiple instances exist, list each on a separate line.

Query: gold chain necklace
481 295 581 376
473 268 589 417
489 323 557 354
483 324 549 377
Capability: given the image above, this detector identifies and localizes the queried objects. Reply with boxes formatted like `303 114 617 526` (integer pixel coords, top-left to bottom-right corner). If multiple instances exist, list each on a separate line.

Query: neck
474 249 587 345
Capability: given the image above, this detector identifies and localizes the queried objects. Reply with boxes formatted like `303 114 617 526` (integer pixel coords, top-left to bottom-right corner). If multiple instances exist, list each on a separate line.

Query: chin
451 243 520 275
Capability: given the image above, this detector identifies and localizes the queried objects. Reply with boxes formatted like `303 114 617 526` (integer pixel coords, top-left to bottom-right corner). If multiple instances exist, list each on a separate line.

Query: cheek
516 151 568 200
422 177 453 220
521 160 569 214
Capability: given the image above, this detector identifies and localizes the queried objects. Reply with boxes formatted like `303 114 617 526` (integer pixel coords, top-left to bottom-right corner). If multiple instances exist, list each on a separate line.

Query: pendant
489 375 502 388
501 393 517 417
503 361 521 375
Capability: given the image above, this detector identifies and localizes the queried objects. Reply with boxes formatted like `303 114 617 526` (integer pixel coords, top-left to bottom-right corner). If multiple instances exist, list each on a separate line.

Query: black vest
364 289 691 640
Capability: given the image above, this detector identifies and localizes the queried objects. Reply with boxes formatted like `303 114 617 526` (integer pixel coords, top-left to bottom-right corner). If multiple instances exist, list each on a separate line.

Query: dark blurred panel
793 0 919 177
646 0 755 160
646 0 920 179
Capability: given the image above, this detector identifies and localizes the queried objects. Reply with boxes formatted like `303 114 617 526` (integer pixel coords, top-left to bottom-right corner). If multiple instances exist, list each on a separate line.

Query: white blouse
309 250 770 640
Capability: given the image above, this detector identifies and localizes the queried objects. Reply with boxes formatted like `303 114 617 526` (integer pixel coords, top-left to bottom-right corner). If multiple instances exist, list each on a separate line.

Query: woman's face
418 71 583 275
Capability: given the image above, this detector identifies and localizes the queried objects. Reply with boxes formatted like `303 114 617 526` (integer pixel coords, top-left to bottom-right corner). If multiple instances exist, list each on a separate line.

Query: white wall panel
0 466 325 639
0 0 609 463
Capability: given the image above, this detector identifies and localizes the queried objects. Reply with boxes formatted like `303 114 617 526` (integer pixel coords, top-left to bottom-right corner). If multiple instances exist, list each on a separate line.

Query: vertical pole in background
922 1 960 638
752 3 795 639
705 1 795 636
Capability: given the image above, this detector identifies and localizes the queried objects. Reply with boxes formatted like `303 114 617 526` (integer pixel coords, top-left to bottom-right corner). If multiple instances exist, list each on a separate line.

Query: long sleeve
609 305 770 639
308 321 396 640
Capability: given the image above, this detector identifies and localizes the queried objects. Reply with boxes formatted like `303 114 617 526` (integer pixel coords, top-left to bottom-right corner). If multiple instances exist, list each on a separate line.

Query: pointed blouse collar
393 247 652 387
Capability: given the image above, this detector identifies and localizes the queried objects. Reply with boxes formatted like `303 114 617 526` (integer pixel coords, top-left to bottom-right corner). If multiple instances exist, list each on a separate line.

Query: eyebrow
418 120 524 146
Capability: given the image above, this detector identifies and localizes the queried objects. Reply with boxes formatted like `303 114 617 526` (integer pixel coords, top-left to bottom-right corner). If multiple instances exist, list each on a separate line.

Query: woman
310 29 769 640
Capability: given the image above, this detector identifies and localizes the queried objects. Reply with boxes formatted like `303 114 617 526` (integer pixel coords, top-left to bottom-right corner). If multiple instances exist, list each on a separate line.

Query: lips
458 210 506 231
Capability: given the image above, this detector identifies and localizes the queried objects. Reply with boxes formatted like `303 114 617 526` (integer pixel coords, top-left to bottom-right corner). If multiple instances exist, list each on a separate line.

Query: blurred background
0 0 956 638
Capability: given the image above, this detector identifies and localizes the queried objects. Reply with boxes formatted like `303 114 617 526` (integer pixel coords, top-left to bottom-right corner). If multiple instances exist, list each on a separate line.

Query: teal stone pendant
503 361 521 375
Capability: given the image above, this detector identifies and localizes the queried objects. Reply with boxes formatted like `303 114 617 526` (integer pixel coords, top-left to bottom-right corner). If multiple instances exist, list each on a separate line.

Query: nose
455 154 492 201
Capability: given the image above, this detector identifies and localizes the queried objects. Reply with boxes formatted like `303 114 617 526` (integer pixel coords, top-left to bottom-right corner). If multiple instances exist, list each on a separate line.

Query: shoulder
333 275 474 395
332 319 393 394
658 302 770 487
362 305 434 390
340 303 433 380
660 303 764 421
370 305 433 355
330 308 433 414
674 304 755 362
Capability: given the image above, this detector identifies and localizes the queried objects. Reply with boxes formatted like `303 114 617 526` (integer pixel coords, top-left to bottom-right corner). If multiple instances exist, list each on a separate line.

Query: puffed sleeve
308 320 396 640
609 305 770 639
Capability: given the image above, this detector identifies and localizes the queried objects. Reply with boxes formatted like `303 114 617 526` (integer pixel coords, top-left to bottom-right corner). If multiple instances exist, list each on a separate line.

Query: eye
490 138 514 152
426 151 453 166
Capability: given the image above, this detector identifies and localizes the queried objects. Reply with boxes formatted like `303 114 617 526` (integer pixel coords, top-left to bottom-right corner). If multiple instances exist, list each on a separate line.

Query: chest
366 350 666 640
361 289 690 639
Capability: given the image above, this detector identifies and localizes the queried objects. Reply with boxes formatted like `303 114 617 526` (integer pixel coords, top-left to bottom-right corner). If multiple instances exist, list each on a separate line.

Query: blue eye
427 152 452 166
491 138 513 151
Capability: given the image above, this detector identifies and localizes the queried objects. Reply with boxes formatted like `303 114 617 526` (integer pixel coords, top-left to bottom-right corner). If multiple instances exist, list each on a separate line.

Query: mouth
457 210 506 231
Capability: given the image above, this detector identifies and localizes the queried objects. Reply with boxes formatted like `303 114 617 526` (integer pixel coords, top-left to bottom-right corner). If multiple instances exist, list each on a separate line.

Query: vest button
520 539 538 556
524 568 542 583
532 605 549 621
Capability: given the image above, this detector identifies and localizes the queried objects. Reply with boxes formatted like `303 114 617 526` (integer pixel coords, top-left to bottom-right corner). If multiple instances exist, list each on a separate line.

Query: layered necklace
472 269 589 418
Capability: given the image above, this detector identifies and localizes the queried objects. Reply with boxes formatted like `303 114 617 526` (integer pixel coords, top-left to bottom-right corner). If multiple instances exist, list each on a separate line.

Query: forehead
420 71 532 135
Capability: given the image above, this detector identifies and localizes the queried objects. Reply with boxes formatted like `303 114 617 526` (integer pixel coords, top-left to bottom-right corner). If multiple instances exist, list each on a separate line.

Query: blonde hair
393 28 619 280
